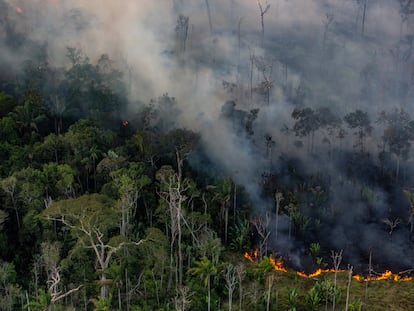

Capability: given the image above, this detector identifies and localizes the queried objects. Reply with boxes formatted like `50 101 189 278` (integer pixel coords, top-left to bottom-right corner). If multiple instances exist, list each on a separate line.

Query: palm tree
188 256 217 311
10 101 45 140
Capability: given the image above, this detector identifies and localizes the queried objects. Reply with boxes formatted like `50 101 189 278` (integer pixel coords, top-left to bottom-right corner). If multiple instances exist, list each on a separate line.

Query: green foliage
0 117 19 144
91 294 113 311
0 283 21 311
306 286 321 311
0 92 16 118
188 256 217 287
42 193 117 237
287 287 298 311
349 299 362 311
312 279 341 304
25 289 50 311
309 242 321 257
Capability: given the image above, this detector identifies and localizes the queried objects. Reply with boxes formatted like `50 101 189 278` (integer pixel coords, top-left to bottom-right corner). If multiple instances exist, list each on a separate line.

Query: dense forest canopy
0 0 414 310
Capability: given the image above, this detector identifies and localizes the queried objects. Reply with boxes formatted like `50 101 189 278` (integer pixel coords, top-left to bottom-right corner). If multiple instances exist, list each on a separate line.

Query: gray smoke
1 0 414 272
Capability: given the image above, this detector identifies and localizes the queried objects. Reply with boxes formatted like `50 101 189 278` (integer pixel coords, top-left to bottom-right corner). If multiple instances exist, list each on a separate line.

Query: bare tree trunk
257 1 270 47
100 273 107 298
331 250 343 311
365 249 372 304
266 274 274 311
274 192 283 241
204 0 213 35
345 265 353 311
361 0 368 36
236 264 245 311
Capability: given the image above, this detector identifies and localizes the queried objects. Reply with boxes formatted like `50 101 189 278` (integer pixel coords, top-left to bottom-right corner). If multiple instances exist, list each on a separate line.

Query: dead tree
249 48 255 104
265 274 275 311
224 264 237 311
254 56 274 106
235 263 245 311
251 214 271 258
322 13 334 51
204 0 213 35
257 0 270 46
156 158 190 288
41 242 82 309
345 265 353 311
383 218 401 235
175 15 190 52
364 248 373 304
357 0 368 36
331 249 343 311
274 191 283 241
174 286 192 311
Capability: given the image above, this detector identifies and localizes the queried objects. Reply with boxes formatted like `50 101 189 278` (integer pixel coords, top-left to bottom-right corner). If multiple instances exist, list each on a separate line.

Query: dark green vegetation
1 0 414 310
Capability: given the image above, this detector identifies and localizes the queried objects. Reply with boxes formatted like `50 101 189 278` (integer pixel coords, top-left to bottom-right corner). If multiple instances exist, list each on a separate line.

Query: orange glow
353 270 413 282
243 249 412 282
122 120 129 126
269 256 287 272
16 6 23 14
297 268 345 278
244 249 259 262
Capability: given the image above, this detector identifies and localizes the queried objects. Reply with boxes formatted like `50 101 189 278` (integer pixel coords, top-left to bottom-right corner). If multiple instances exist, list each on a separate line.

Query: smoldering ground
1 0 414 272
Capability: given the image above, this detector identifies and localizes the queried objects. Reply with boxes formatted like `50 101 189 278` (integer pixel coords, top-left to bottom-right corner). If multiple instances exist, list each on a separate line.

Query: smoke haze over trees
0 0 414 309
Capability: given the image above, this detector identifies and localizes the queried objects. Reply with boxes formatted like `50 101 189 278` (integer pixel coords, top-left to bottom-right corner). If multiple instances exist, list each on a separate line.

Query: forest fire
15 6 23 14
297 268 344 278
121 120 129 126
244 250 287 272
353 271 413 282
244 249 412 282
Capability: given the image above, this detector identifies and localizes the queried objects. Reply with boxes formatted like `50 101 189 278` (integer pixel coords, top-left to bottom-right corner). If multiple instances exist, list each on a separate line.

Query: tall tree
188 256 217 311
110 162 151 237
204 0 213 35
257 0 270 46
42 194 144 298
344 110 372 153
377 109 414 180
156 163 187 288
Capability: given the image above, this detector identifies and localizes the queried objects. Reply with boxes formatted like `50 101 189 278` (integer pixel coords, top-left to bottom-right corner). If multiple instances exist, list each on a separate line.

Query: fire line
244 249 412 282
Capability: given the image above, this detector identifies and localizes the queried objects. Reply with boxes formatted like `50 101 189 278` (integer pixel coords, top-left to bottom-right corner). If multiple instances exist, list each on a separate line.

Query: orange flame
296 268 345 278
269 256 287 272
15 6 23 14
243 248 412 282
122 120 129 126
244 249 259 262
353 270 413 282
244 249 287 272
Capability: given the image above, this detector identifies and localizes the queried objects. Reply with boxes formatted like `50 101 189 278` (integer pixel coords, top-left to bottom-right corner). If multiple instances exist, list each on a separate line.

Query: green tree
188 256 217 311
0 92 16 118
0 176 19 229
110 162 151 237
42 194 144 298
9 89 45 142
0 261 21 311
64 119 115 191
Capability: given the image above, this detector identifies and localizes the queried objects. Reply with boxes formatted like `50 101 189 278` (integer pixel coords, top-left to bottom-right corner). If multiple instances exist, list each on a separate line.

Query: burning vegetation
1 0 414 310
244 248 413 282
